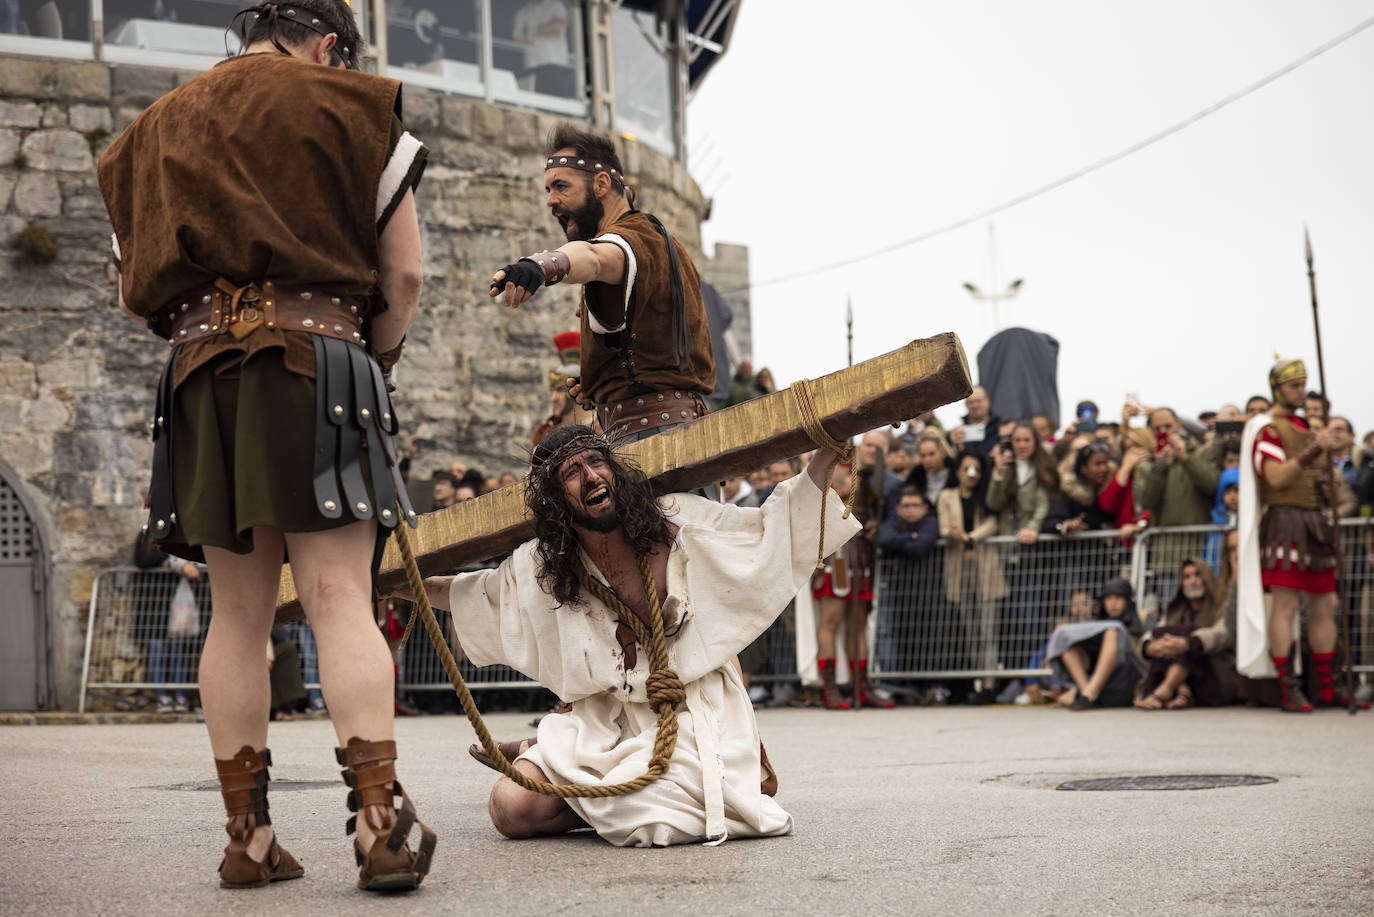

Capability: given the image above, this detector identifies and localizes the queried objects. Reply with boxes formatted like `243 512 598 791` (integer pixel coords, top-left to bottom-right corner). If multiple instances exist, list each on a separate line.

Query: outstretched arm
489 239 626 309
392 574 454 612
807 448 843 491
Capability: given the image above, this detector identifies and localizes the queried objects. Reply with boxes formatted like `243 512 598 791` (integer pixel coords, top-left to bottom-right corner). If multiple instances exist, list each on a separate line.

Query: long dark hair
234 0 363 69
1004 421 1059 500
526 426 671 607
953 449 990 508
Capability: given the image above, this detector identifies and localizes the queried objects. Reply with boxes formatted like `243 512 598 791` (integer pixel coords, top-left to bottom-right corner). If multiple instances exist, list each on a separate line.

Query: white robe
1236 412 1299 678
447 470 861 846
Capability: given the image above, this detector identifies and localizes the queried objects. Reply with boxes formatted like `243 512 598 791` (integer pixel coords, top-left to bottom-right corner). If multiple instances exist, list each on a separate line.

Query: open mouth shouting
584 483 611 509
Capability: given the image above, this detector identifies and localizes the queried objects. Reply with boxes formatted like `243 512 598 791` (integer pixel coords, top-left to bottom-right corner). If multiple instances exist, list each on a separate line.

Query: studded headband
545 154 624 189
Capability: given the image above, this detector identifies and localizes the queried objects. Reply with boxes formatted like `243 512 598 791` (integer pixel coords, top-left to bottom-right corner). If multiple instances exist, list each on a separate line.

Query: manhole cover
146 778 338 792
1056 775 1277 792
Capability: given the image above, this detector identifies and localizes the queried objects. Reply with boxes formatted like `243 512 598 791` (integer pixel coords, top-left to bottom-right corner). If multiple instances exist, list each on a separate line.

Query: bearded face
546 171 605 243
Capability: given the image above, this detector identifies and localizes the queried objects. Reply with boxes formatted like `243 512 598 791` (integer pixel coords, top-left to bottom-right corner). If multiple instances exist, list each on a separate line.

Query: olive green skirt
164 348 374 558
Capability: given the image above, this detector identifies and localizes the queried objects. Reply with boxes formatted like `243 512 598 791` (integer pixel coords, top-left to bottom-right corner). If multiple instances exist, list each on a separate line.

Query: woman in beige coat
937 451 1009 672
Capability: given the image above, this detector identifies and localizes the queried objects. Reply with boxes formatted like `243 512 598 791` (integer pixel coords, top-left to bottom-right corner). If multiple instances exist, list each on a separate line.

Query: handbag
168 578 201 638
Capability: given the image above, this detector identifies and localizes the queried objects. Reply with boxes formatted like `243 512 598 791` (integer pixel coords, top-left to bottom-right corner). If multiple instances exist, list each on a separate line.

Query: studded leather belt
599 390 707 434
157 278 369 348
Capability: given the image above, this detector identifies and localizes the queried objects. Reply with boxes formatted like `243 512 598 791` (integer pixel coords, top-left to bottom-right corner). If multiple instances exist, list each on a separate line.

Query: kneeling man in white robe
410 425 858 847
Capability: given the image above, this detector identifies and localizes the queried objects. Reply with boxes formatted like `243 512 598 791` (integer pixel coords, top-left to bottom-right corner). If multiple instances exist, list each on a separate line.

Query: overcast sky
687 1 1374 436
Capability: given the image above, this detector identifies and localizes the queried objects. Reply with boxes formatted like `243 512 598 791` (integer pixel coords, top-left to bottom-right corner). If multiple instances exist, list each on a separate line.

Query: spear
1304 226 1356 715
846 296 854 368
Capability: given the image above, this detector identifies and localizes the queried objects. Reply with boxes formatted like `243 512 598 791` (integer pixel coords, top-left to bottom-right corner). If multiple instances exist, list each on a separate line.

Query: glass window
103 0 241 62
489 0 585 115
102 1 371 70
386 0 484 95
610 6 674 157
0 0 93 56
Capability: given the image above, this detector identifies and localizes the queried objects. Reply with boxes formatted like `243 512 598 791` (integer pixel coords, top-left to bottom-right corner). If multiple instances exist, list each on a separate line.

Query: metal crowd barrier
79 518 1374 709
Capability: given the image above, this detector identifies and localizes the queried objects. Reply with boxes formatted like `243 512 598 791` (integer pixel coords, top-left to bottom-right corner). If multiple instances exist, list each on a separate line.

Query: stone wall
0 53 716 710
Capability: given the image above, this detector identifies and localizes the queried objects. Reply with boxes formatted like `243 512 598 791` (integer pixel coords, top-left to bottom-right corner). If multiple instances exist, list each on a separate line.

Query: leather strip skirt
145 339 414 562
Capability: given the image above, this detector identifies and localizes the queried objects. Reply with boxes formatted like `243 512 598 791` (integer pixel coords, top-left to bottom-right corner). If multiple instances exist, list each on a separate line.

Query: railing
79 519 1374 710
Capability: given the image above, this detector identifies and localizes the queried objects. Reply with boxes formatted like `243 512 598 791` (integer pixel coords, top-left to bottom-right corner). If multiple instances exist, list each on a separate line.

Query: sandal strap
336 738 398 768
214 745 273 824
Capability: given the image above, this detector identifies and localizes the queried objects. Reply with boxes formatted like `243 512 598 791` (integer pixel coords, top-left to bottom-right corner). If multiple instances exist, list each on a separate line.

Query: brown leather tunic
579 211 715 405
1259 417 1322 510
98 54 404 384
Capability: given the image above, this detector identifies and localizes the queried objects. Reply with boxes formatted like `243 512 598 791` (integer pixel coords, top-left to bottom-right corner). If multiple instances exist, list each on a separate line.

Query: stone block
38 355 103 392
0 429 52 477
402 85 440 131
69 104 112 134
13 172 61 217
473 103 505 144
0 58 109 102
24 396 73 433
504 109 540 152
0 100 42 128
0 129 17 168
40 104 66 127
59 176 106 219
437 97 473 139
20 130 93 172
114 106 144 132
111 66 176 107
0 358 36 396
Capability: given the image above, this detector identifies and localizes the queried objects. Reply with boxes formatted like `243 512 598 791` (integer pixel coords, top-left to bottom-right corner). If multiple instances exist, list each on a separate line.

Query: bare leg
1082 627 1120 702
1059 645 1091 695
200 529 287 861
285 521 395 853
816 597 845 659
1268 587 1300 658
488 745 586 839
1307 592 1337 654
845 600 868 664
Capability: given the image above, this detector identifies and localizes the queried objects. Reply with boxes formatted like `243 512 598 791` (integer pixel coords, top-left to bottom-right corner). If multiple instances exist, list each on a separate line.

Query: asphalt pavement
3 704 1372 916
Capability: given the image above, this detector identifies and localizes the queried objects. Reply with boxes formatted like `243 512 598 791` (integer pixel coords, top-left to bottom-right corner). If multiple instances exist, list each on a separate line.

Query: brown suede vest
579 211 715 405
1259 416 1322 509
98 54 400 326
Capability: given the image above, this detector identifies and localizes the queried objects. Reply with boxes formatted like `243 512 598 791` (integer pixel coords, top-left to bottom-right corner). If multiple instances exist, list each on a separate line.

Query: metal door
0 471 46 710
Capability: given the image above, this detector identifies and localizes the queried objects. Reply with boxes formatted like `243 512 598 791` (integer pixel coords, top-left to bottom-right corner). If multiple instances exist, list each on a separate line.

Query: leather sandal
759 741 778 797
468 738 533 773
214 746 304 889
337 737 437 891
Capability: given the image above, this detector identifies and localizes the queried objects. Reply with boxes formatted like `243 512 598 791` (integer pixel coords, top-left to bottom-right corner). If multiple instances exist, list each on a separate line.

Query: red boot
1274 656 1312 713
852 659 894 709
818 658 850 710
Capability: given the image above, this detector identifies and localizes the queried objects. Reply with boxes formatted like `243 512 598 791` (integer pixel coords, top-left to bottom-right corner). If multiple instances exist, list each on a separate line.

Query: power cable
720 12 1374 297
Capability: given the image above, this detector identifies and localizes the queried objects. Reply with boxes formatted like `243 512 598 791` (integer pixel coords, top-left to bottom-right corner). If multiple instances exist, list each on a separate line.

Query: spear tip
1304 224 1313 266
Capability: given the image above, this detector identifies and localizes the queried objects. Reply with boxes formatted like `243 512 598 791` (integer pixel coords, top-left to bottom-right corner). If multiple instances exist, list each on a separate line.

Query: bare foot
1166 686 1194 709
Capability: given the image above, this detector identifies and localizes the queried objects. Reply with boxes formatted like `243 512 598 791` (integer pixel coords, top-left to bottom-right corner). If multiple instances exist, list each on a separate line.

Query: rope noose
392 498 684 798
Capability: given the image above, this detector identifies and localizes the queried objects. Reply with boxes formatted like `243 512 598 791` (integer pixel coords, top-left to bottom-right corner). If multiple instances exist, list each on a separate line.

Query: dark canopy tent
976 327 1060 426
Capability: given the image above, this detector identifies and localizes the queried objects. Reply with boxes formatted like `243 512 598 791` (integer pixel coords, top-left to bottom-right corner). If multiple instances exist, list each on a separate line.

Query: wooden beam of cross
274 332 971 624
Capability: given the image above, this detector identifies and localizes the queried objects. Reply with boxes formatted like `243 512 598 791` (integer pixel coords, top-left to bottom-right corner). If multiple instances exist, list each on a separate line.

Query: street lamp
962 223 1023 331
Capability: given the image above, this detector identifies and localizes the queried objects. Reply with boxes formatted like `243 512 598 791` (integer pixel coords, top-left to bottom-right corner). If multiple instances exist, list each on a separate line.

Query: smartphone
1214 421 1244 436
1156 430 1170 453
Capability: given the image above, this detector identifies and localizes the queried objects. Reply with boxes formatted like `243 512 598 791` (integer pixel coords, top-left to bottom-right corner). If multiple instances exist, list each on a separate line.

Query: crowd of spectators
129 369 1374 716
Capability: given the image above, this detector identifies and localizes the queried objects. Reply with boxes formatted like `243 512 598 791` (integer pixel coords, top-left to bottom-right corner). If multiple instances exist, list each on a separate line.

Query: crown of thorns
529 427 620 478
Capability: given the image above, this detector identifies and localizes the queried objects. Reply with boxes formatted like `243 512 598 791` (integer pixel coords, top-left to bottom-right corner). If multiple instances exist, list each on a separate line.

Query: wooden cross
274 332 972 624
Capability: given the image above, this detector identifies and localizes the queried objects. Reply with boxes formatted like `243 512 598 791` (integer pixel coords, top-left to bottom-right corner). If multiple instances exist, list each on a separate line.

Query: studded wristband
523 250 570 286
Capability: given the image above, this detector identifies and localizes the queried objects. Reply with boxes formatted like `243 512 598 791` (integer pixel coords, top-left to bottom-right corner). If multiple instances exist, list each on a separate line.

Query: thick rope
392 499 684 798
792 379 858 568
